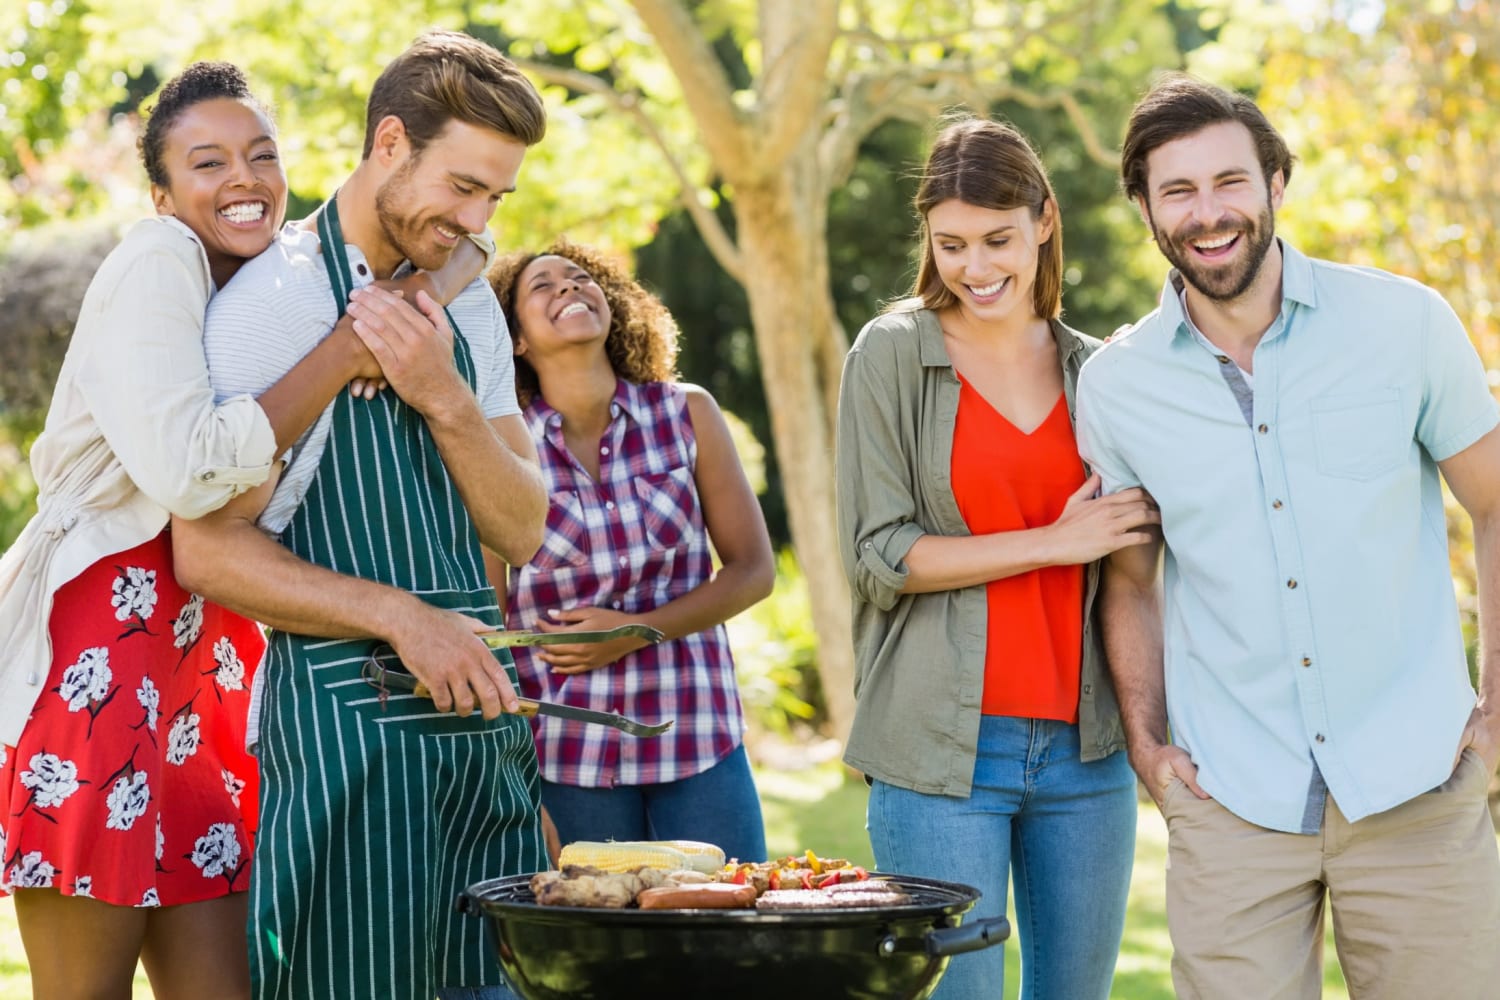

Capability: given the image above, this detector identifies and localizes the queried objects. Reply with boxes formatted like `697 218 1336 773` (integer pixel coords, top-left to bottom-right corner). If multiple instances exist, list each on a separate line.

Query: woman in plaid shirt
489 241 774 863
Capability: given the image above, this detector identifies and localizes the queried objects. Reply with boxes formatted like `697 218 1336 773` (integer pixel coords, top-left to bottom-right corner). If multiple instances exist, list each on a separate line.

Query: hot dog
635 882 758 910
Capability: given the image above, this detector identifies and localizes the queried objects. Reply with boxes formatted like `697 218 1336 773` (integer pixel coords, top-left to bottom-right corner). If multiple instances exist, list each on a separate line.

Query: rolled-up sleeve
74 232 276 520
835 339 924 611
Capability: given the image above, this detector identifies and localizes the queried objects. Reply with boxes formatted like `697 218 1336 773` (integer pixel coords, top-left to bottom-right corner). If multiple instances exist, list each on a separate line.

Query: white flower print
111 566 158 623
190 823 242 880
165 712 202 765
20 753 81 809
155 815 164 862
172 594 205 649
9 852 57 889
74 875 93 898
105 771 150 831
222 769 246 808
212 636 246 693
0 745 8 768
137 677 160 732
139 888 160 908
57 647 111 712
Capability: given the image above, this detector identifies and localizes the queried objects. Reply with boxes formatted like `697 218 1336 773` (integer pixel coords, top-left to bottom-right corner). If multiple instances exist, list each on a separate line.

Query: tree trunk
731 168 857 745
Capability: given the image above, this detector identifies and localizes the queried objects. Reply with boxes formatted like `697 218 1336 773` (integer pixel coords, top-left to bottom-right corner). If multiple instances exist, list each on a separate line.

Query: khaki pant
1163 749 1500 1000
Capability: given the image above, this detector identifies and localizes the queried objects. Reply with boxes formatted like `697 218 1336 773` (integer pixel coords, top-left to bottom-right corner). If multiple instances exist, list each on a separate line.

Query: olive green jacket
835 305 1126 797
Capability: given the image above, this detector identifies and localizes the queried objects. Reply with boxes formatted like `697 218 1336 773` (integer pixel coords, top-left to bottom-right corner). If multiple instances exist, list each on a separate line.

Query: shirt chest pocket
531 490 592 570
1309 388 1407 481
632 468 696 551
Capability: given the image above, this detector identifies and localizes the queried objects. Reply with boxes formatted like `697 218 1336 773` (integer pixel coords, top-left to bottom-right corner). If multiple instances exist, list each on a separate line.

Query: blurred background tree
2 0 1497 736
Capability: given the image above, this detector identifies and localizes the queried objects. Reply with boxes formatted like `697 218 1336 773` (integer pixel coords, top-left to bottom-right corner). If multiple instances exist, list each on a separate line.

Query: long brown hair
909 116 1063 319
488 238 680 407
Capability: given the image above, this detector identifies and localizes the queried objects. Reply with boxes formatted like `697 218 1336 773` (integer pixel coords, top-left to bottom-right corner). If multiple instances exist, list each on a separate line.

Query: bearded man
172 30 548 1000
1076 74 1500 1000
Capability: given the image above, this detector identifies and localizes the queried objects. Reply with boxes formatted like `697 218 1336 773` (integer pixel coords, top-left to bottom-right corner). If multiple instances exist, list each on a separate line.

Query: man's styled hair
1120 73 1295 204
362 29 546 158
908 116 1064 319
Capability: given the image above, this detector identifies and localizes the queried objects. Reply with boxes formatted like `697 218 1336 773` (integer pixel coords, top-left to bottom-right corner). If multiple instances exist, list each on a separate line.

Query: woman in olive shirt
834 117 1159 1000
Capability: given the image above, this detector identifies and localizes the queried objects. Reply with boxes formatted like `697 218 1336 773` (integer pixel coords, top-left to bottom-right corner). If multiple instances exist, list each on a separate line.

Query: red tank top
951 375 1085 721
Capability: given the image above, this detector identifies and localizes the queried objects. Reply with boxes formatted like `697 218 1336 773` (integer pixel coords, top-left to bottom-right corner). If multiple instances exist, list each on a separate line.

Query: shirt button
356 263 368 276
1287 578 1298 589
1257 423 1269 434
619 556 628 567
612 601 622 610
200 471 216 482
1315 733 1326 743
1302 656 1312 667
1217 355 1231 364
601 446 611 455
605 501 615 510
1272 499 1284 510
1082 684 1092 695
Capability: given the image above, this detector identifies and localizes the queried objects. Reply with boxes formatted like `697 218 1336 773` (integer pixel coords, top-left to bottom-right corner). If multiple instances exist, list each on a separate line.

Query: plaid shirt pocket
533 490 592 570
632 469 695 550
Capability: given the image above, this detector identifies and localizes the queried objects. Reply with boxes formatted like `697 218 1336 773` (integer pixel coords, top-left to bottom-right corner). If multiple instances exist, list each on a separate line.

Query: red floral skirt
0 531 262 907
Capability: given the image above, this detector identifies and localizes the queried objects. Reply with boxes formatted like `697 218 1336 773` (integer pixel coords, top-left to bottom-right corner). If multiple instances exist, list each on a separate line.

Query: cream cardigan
0 216 276 743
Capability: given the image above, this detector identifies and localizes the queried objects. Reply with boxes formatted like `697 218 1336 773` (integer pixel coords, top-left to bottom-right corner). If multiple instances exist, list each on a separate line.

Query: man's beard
373 159 459 273
1150 195 1276 303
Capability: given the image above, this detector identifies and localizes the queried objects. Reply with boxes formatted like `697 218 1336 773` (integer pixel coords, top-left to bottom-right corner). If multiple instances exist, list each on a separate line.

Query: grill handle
878 916 1010 959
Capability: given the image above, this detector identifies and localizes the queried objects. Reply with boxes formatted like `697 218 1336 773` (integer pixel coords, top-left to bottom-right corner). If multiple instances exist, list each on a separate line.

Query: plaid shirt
506 379 745 787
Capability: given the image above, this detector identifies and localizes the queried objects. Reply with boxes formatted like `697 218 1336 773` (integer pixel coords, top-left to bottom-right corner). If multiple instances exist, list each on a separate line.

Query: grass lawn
2 757 1490 998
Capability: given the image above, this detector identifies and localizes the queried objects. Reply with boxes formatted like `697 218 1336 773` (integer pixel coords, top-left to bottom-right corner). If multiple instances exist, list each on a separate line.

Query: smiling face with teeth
512 255 613 364
150 97 287 287
1139 120 1284 304
371 118 527 274
926 198 1054 333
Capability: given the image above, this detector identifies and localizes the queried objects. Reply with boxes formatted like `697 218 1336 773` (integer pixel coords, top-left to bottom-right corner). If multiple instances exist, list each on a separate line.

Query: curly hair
138 62 272 188
488 238 679 407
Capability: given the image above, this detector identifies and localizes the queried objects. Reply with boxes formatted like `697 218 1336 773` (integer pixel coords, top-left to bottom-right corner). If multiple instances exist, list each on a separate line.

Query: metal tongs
361 624 673 738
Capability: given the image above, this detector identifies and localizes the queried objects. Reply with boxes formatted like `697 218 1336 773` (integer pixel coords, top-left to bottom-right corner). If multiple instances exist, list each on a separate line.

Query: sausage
635 882 758 910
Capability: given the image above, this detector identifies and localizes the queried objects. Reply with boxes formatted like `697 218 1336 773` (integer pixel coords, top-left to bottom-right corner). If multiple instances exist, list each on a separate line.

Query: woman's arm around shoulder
72 219 277 519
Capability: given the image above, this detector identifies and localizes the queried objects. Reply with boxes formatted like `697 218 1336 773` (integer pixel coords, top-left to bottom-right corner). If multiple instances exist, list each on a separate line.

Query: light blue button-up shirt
1076 241 1498 833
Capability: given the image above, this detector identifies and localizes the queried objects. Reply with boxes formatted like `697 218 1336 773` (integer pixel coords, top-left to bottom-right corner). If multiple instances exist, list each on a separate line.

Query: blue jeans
867 717 1137 1000
540 743 767 862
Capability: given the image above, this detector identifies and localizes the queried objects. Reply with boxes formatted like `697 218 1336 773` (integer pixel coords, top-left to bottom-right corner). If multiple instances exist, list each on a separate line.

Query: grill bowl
459 872 1009 1000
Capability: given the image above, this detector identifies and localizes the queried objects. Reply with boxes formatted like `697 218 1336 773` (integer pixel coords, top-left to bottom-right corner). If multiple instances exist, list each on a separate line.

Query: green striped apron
250 199 543 1000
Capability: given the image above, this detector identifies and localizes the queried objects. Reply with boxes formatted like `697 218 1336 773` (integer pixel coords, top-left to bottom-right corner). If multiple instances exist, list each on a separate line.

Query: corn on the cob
656 840 726 874
558 841 690 873
556 839 726 874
